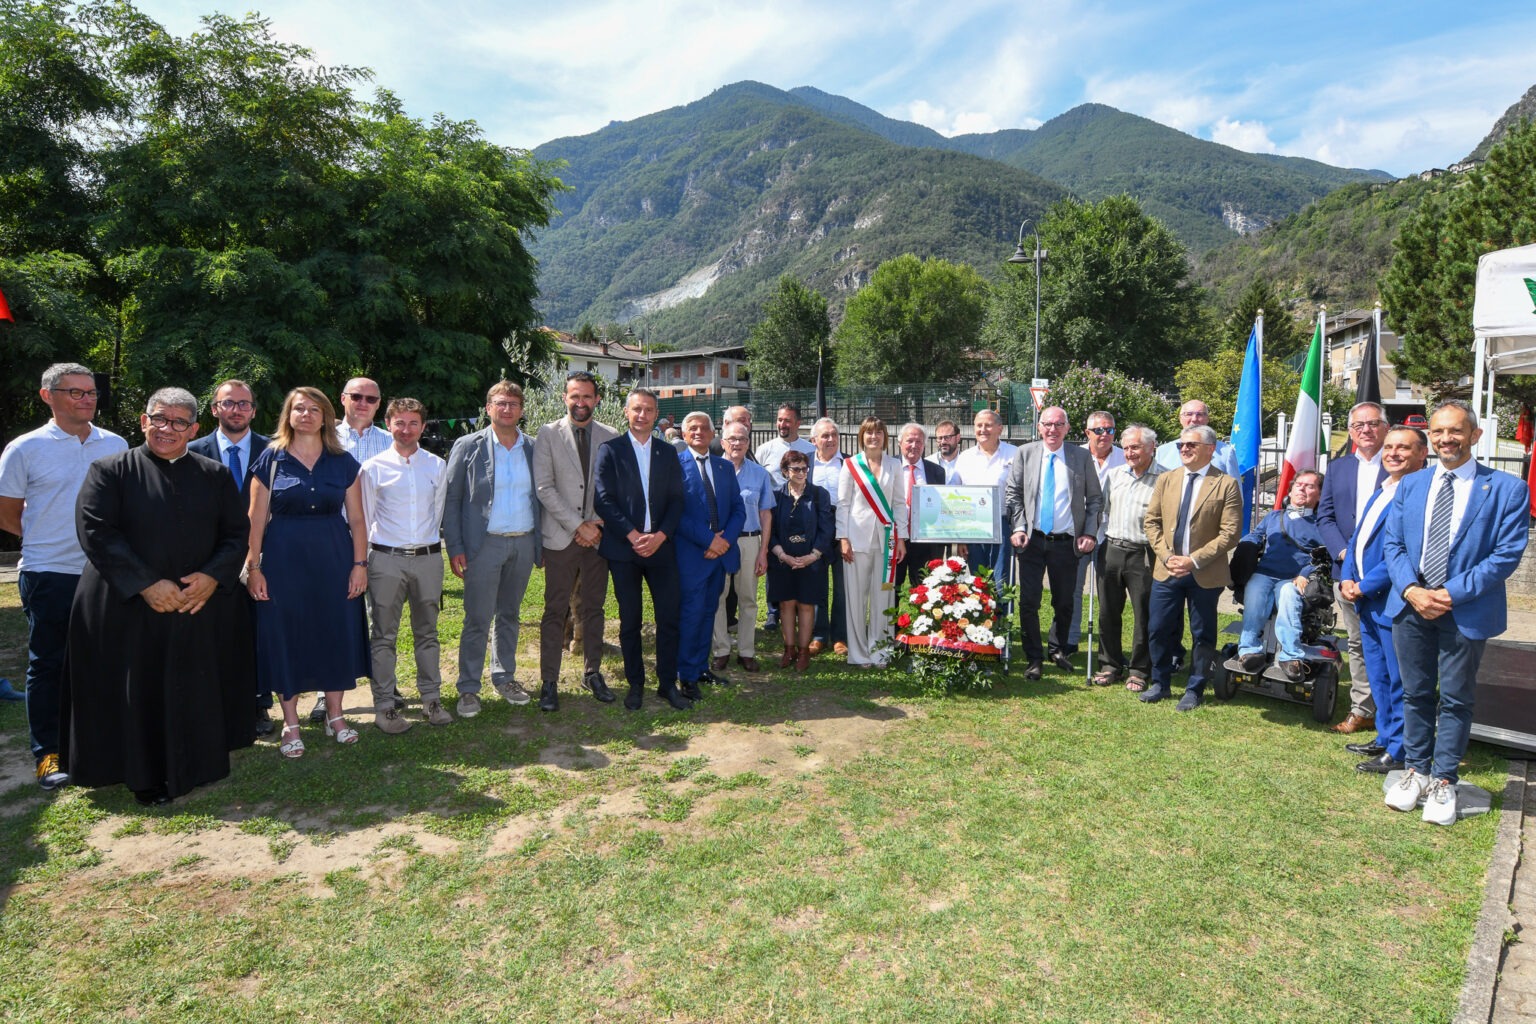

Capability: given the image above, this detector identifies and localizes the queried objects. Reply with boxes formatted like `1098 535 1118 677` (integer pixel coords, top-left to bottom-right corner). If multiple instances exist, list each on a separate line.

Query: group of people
1 365 1528 824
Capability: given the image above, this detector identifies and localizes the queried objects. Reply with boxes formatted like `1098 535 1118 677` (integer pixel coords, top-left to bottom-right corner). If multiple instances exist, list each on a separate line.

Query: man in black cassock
61 387 254 805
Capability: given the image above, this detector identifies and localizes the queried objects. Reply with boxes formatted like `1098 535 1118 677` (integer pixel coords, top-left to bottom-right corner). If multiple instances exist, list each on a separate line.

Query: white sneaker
1386 768 1428 812
1422 778 1459 826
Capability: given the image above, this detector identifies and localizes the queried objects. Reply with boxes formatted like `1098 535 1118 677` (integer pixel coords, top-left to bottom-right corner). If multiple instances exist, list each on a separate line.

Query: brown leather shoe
779 645 798 669
711 655 729 672
1331 712 1376 734
737 656 760 672
795 645 811 672
806 640 825 656
833 641 849 656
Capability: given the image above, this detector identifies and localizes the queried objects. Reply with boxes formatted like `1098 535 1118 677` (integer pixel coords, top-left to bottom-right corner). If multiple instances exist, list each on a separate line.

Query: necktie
575 426 589 481
1040 453 1057 534
697 456 719 531
1172 471 1198 556
225 444 242 481
1422 473 1455 588
906 464 917 533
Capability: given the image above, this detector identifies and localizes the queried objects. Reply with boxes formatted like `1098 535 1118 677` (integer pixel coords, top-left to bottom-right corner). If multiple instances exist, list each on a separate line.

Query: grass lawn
0 563 1504 1023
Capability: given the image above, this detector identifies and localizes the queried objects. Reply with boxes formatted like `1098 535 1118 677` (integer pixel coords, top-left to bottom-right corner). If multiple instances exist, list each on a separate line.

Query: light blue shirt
0 422 128 573
732 458 775 527
629 431 653 532
216 430 253 477
487 433 535 534
1156 438 1240 478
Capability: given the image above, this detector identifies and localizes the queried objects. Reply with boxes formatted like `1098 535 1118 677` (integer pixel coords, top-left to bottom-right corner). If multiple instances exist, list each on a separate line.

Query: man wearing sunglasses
1067 411 1128 655
337 377 392 467
0 363 128 790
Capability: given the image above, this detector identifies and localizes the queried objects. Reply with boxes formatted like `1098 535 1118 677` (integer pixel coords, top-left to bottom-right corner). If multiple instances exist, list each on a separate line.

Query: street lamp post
1006 220 1048 384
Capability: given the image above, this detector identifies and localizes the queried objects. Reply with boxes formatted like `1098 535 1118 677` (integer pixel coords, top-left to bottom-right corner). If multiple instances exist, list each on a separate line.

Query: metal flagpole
1084 552 1097 684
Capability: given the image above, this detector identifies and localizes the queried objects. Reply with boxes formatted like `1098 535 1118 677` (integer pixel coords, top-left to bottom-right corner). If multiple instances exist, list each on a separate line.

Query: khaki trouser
712 534 762 658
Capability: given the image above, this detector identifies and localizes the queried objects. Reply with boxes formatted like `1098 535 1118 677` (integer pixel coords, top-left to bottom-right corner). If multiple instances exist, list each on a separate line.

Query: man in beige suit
533 371 619 710
1141 424 1242 711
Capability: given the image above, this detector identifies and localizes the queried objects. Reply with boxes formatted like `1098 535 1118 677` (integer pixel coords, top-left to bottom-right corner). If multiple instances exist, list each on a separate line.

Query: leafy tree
833 254 986 386
989 195 1204 388
1223 277 1306 362
1382 119 1536 395
1045 364 1179 442
0 0 123 436
745 275 830 389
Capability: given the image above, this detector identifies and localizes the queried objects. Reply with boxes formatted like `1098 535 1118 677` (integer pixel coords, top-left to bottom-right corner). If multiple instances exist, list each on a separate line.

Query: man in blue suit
1340 425 1427 774
1382 401 1530 825
1316 401 1388 734
595 388 689 711
675 412 746 699
187 379 273 735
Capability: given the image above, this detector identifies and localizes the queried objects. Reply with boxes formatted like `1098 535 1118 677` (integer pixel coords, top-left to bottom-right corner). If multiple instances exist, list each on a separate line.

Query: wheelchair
1208 543 1344 723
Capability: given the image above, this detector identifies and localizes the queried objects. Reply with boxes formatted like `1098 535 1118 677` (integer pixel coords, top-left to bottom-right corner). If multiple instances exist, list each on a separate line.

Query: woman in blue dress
245 387 371 757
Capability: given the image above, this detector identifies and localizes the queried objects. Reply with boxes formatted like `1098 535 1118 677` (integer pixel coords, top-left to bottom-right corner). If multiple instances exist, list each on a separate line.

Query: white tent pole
1472 334 1486 424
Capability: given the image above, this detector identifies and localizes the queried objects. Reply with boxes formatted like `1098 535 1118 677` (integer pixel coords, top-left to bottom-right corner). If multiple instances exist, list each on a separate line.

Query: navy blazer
1316 452 1385 563
187 431 271 497
1341 487 1393 604
594 432 684 563
770 483 835 558
675 448 746 574
1382 463 1531 639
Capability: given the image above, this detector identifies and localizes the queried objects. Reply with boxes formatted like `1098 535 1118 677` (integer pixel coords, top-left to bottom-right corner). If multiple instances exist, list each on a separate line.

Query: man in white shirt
927 419 963 483
336 376 392 466
0 363 128 789
953 409 1019 590
1068 410 1128 652
809 417 848 655
894 423 946 588
755 403 816 487
360 398 448 733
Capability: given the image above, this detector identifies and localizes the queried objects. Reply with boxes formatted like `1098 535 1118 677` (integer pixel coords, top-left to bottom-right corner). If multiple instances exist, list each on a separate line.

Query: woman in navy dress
246 387 371 757
766 450 834 672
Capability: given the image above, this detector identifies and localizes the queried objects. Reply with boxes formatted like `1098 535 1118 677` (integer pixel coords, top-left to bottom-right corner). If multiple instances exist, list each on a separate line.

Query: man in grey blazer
443 381 543 719
1005 407 1104 680
533 371 618 711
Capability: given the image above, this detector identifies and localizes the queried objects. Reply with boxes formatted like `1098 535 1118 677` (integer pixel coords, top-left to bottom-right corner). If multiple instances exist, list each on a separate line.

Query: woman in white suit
837 417 907 667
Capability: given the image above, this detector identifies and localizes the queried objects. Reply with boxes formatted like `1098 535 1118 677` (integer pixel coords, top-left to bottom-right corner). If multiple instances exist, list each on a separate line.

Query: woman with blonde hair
838 416 906 667
246 387 371 756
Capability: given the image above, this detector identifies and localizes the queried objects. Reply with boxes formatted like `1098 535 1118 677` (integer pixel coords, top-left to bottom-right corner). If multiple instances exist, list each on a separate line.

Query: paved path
1487 761 1536 1023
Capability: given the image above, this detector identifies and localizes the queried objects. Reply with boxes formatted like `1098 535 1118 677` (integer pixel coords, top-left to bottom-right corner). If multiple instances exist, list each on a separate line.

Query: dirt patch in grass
71 694 915 890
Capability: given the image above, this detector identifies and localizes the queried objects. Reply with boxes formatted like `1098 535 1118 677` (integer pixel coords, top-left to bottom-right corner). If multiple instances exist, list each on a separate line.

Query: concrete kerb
1458 759 1527 1024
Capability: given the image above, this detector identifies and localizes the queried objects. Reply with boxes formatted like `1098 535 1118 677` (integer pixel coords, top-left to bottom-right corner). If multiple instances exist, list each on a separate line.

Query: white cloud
1210 117 1277 154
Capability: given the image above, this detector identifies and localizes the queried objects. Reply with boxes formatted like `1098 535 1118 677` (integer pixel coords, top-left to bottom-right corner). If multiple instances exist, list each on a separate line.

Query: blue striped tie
1422 474 1454 588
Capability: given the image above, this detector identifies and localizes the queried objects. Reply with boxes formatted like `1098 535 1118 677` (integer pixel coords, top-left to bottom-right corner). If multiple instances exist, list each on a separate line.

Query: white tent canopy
1471 243 1536 457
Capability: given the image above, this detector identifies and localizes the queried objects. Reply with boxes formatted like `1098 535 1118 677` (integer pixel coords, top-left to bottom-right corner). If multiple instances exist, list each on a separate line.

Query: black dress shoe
658 685 693 711
1049 651 1074 672
624 685 643 711
1355 753 1405 774
681 679 704 702
253 713 275 738
1139 685 1171 704
584 671 616 703
699 668 730 687
1345 739 1386 756
538 680 559 712
133 786 171 806
1023 661 1043 681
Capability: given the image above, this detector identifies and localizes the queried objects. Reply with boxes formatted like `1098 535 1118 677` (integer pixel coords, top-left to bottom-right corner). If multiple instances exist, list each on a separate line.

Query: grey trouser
1334 581 1374 717
368 549 444 709
540 540 609 683
713 534 763 658
458 532 537 693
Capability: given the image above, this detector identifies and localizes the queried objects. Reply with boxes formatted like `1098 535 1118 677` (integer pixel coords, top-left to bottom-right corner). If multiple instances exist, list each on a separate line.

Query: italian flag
1275 315 1323 505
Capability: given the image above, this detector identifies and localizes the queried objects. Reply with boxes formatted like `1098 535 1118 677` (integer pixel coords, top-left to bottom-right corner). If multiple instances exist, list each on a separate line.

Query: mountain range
525 81 1428 350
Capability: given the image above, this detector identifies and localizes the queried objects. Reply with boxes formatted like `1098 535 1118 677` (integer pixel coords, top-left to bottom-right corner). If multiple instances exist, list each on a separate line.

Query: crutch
1084 549 1098 684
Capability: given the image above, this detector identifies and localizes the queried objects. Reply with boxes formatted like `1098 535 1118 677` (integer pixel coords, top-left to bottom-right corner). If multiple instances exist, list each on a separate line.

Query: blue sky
134 0 1535 176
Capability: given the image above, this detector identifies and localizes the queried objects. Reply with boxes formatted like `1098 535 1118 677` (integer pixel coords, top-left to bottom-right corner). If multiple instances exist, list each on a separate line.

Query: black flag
1356 312 1382 408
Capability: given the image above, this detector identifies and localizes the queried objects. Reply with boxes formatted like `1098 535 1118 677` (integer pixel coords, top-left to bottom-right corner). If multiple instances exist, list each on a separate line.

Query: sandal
1092 668 1120 687
1124 677 1148 693
325 716 359 745
279 724 305 759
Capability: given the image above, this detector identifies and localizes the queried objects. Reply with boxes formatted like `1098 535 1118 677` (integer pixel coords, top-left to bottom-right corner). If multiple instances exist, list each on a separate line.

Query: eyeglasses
935 433 959 441
345 392 381 404
51 388 99 400
785 465 809 473
214 399 253 411
146 413 195 432
1086 426 1115 436
1039 421 1067 429
490 400 521 410
1175 441 1209 451
1349 420 1386 431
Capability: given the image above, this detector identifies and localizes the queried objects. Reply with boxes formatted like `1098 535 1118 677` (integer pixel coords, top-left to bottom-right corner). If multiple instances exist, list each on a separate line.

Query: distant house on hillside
1325 309 1430 421
544 328 647 385
643 344 749 401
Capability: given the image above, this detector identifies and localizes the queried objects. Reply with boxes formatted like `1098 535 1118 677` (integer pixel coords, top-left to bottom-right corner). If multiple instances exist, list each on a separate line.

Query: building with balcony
642 343 750 401
1325 308 1430 420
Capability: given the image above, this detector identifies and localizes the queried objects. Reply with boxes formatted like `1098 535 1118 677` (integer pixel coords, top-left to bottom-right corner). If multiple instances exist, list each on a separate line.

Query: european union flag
1232 323 1262 532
